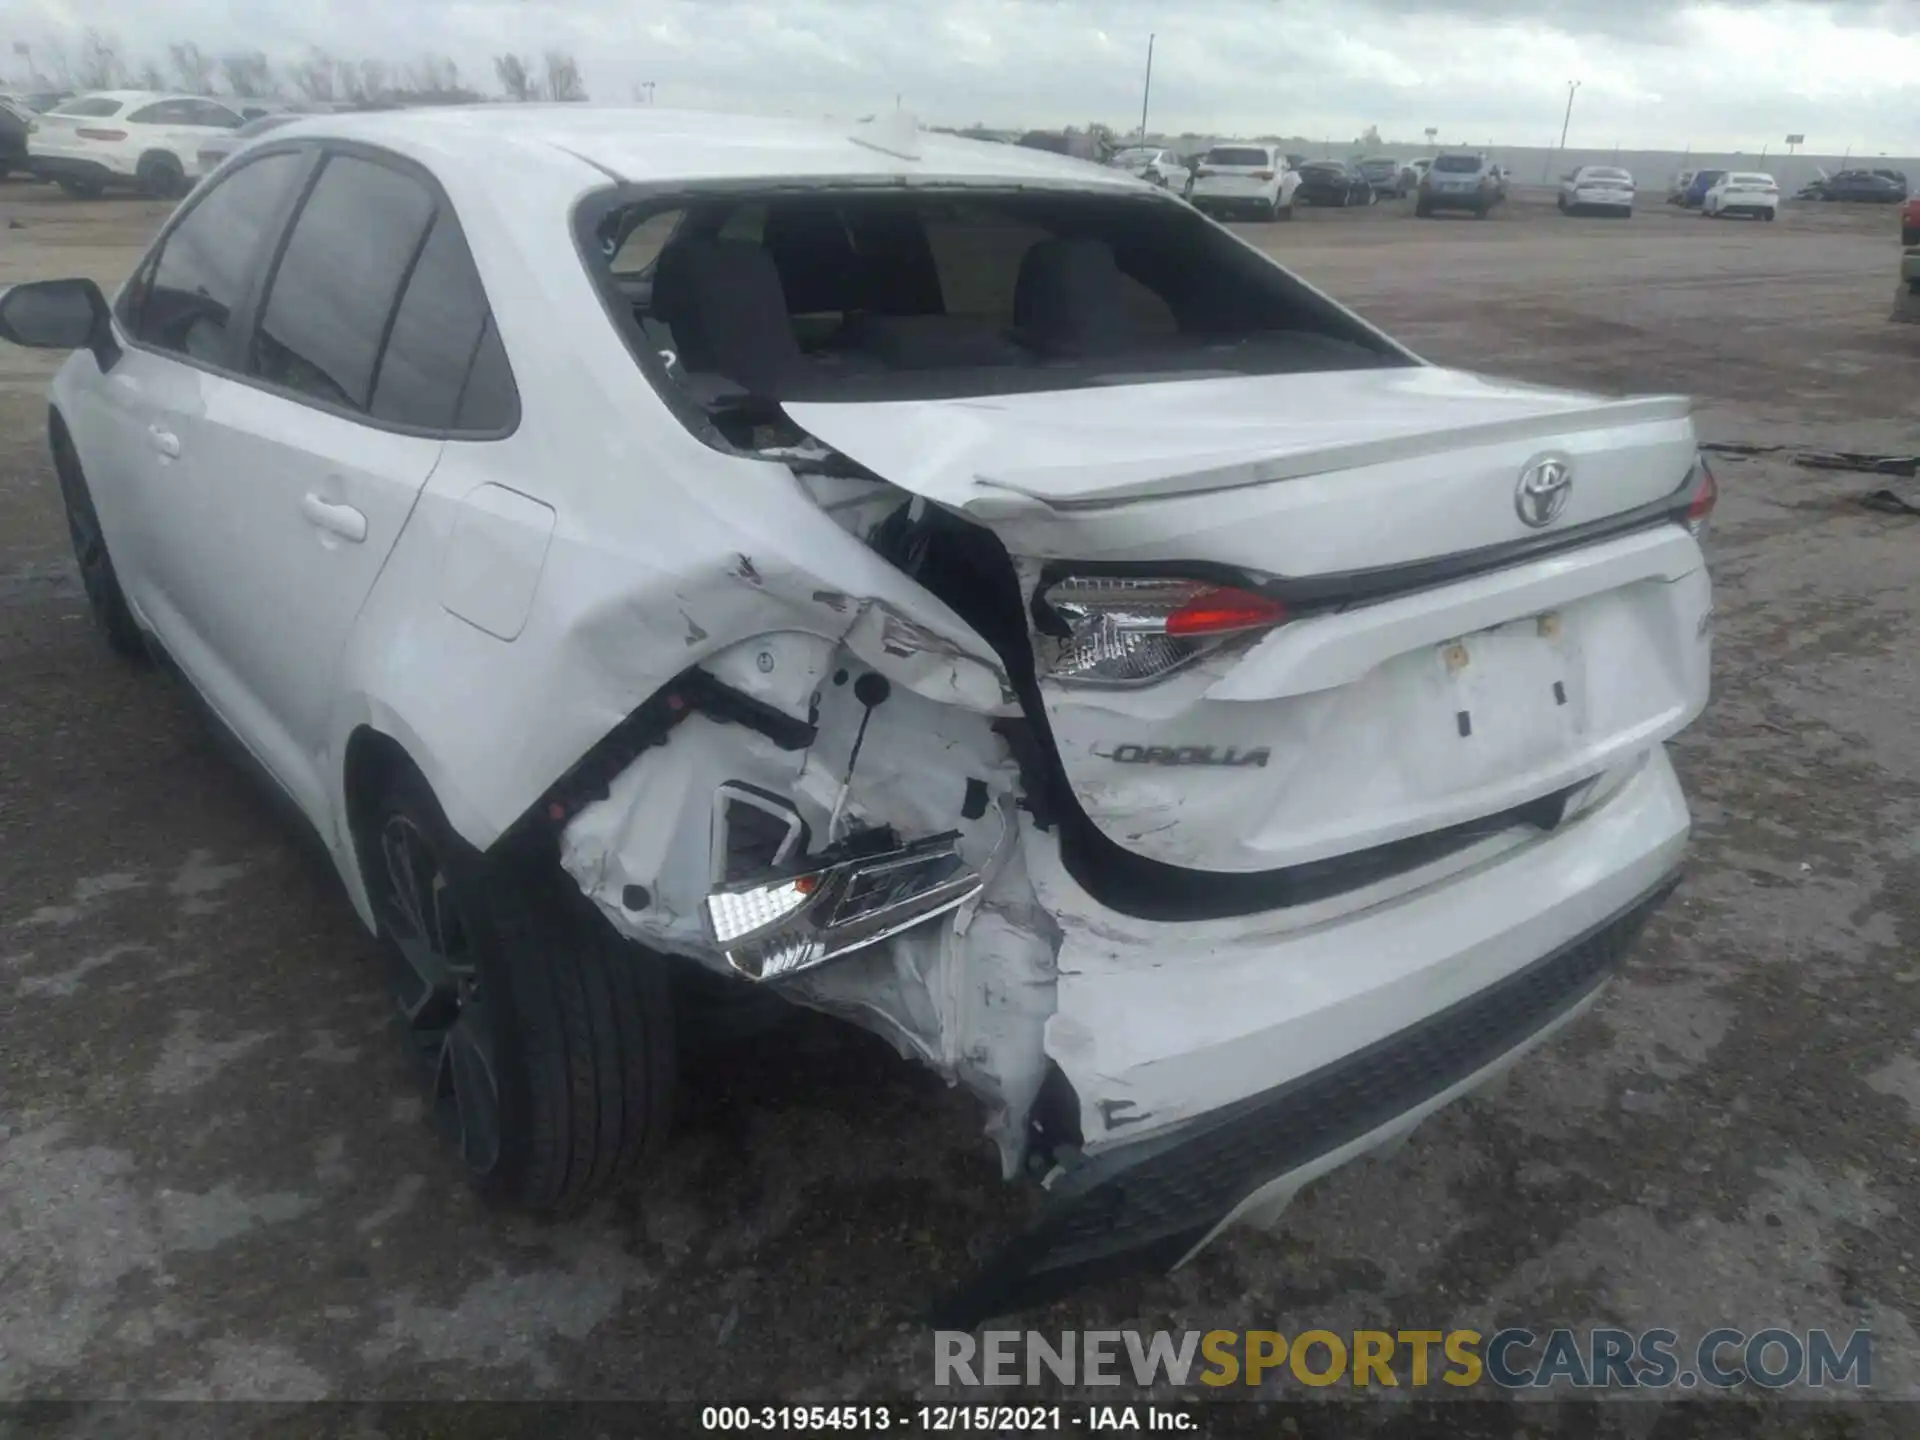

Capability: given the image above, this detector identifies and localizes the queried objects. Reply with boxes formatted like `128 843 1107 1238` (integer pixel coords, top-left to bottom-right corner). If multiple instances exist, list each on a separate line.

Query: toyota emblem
1515 454 1574 528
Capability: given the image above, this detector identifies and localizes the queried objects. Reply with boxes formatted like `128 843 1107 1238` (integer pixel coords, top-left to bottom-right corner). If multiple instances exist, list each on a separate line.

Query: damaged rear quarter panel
325 343 1014 891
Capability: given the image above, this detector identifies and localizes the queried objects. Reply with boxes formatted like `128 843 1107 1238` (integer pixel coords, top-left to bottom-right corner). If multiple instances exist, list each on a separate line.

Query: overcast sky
3 0 1917 153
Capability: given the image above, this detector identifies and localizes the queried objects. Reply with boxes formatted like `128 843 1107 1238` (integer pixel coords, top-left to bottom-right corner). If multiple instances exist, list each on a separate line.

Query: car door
172 148 504 824
72 146 314 673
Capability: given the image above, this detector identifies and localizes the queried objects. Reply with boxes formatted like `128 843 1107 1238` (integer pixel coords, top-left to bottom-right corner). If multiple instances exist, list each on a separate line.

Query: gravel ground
2 178 1918 1422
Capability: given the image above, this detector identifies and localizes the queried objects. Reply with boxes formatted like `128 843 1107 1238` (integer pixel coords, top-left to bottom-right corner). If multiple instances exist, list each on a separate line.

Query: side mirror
0 279 120 370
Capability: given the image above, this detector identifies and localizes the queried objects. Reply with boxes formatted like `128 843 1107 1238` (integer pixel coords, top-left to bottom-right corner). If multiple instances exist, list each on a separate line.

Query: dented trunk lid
787 366 1711 878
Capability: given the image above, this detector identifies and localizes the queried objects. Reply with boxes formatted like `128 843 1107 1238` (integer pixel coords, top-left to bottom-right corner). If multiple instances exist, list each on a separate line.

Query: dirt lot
3 179 1919 1415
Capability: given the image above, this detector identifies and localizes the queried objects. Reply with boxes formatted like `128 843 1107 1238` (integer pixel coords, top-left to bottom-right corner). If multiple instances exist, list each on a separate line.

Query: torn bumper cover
935 867 1683 1327
705 832 984 981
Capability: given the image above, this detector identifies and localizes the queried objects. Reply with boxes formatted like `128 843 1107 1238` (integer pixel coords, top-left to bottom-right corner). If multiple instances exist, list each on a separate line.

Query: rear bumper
1421 189 1488 209
1191 187 1279 215
938 746 1691 1323
1571 193 1634 210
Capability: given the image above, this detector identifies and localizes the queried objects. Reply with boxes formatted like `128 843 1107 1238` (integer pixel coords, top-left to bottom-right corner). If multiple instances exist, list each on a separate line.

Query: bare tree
541 50 586 102
494 53 535 102
136 59 167 92
333 56 366 103
40 38 74 88
221 50 274 99
357 58 390 102
290 48 336 103
74 28 126 91
169 41 216 94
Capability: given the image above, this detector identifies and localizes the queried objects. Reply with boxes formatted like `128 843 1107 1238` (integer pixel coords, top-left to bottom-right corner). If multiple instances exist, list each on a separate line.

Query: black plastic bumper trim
932 867 1683 1328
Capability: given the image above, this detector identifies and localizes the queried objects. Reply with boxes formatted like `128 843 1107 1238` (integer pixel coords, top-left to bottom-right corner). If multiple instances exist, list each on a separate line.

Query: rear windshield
1205 147 1270 166
1432 154 1482 173
50 96 123 118
1728 174 1775 186
1585 168 1630 181
584 185 1407 447
1360 159 1399 173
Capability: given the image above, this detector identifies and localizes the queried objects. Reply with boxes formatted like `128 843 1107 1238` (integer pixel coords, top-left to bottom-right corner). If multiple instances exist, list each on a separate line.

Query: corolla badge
1515 454 1575 528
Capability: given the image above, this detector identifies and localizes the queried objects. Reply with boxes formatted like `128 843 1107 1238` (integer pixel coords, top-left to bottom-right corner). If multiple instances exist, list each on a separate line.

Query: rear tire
136 151 187 200
56 176 104 199
51 419 145 659
366 765 677 1216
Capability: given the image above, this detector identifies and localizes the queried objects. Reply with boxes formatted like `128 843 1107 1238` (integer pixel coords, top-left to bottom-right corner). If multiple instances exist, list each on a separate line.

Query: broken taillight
1685 458 1718 536
1040 576 1288 686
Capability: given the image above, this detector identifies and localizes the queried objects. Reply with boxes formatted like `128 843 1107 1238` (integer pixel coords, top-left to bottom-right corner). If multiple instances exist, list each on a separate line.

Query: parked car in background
1904 193 1920 247
1295 158 1374 207
1702 172 1780 221
1815 170 1907 204
1667 170 1696 204
1357 156 1402 197
195 111 303 178
1559 165 1636 218
1488 164 1510 203
1682 170 1727 208
1190 143 1299 219
0 94 33 178
16 90 73 113
1108 145 1192 198
1416 151 1498 218
0 106 1715 1319
27 90 244 197
1397 157 1431 196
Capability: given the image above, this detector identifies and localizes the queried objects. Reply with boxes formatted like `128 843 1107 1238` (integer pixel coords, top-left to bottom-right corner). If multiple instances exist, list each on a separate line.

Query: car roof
262 105 1144 192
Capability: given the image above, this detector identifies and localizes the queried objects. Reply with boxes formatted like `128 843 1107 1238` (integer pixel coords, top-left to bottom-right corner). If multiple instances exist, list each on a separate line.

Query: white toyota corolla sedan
0 105 1714 1322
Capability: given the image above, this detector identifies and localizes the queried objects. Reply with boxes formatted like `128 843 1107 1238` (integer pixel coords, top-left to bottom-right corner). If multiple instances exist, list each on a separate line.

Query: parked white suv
1189 143 1300 220
0 107 1714 1322
27 90 245 198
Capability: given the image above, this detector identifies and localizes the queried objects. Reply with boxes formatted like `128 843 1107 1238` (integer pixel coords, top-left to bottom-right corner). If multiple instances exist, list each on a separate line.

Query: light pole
1558 79 1581 152
1138 33 1155 141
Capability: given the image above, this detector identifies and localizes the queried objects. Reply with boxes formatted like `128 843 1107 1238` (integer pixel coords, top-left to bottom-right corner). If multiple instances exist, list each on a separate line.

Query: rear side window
129 100 196 125
127 150 304 363
370 214 514 431
51 97 122 118
249 150 516 433
251 155 436 413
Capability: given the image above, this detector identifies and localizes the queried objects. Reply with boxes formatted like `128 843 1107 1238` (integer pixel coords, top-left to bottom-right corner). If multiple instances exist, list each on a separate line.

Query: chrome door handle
300 492 367 543
148 426 180 459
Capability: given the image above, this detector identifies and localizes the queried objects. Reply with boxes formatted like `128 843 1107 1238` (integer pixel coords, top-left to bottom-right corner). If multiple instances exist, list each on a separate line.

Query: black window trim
112 136 521 442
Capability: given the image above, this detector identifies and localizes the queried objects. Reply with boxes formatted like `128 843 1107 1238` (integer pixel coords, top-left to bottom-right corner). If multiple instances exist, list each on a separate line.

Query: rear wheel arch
341 720 677 1215
135 148 186 198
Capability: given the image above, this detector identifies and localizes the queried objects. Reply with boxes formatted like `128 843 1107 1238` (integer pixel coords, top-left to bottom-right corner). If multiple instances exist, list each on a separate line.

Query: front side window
250 154 436 413
126 150 305 364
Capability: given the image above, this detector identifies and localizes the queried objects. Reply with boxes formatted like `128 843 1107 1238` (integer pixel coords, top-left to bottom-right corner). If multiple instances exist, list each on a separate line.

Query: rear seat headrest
1012 237 1138 358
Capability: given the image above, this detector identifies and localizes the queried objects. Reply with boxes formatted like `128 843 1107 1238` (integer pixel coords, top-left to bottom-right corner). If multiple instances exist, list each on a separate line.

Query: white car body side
28 90 242 188
37 107 1710 1259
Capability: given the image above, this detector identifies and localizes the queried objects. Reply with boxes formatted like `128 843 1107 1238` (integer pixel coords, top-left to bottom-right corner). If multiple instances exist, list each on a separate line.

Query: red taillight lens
1165 586 1288 636
76 128 127 142
1042 576 1289 686
1252 169 1275 181
1686 459 1718 535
